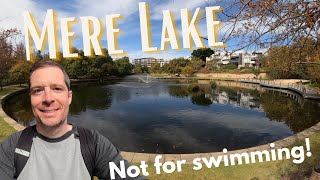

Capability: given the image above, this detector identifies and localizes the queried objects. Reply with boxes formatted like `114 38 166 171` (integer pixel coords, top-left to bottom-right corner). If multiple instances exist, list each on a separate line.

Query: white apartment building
132 57 166 67
206 49 268 68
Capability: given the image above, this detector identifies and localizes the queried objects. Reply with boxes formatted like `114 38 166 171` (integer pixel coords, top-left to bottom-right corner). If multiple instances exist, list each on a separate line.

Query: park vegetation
263 38 320 82
1 0 320 88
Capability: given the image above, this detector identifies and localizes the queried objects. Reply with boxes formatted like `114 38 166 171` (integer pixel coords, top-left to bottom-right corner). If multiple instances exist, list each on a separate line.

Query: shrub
210 81 217 89
182 65 195 77
199 67 210 74
221 64 238 70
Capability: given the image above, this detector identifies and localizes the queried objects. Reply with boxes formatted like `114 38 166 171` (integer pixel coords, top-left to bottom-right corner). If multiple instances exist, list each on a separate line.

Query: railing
237 78 319 99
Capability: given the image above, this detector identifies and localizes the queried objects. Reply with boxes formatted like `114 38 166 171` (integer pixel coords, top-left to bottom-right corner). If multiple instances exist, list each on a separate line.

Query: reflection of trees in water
217 86 239 97
168 83 320 132
168 85 212 106
168 85 190 98
3 92 33 125
69 83 112 115
191 93 212 106
168 84 263 108
260 93 320 133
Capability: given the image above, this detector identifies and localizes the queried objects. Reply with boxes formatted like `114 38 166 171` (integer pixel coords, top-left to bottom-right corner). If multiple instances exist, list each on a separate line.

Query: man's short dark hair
29 60 71 90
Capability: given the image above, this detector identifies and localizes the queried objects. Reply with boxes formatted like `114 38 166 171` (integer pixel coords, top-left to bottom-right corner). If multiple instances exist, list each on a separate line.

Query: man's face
30 66 72 128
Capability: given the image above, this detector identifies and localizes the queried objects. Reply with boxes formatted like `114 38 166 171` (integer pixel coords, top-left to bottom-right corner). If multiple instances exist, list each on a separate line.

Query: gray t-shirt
0 126 146 180
18 132 91 180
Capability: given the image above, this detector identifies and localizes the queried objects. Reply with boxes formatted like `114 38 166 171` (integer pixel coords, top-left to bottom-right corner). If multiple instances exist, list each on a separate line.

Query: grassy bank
0 85 26 97
145 131 320 179
0 86 25 141
0 116 16 141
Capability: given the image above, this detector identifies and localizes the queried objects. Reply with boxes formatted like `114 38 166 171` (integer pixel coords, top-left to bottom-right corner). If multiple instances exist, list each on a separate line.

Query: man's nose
43 89 55 104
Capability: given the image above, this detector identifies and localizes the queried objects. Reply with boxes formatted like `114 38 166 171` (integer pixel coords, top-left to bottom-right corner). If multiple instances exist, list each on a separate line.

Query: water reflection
70 82 113 114
3 78 320 153
168 84 263 110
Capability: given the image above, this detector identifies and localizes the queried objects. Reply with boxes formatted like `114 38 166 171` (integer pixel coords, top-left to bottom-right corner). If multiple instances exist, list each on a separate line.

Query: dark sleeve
0 132 22 180
93 131 148 180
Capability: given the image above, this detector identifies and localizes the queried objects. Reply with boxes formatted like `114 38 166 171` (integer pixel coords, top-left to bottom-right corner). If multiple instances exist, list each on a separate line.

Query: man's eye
53 87 63 92
32 89 43 94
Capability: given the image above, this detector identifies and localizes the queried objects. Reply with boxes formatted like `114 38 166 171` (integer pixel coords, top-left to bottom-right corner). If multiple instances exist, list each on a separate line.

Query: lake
4 76 320 154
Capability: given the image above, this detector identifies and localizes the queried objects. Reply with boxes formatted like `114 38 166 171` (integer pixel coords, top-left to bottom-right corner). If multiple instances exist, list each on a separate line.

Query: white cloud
126 49 191 60
1 0 220 59
151 1 206 20
0 0 75 47
0 0 141 33
0 0 43 31
73 0 139 18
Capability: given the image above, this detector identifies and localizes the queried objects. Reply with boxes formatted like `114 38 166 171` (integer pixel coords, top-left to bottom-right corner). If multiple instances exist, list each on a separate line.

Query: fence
238 78 319 100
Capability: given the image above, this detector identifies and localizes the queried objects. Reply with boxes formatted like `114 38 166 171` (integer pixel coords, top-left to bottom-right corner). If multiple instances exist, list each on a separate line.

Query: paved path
239 79 320 100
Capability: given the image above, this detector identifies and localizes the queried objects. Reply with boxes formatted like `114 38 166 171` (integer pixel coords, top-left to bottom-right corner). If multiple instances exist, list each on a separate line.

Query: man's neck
36 124 73 139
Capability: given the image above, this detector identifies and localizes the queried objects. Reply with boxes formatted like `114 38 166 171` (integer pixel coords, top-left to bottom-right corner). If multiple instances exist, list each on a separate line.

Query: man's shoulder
73 126 109 143
74 126 97 138
1 130 23 146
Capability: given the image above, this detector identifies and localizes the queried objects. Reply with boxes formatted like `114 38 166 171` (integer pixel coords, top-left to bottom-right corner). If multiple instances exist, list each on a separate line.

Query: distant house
206 49 268 68
132 57 167 67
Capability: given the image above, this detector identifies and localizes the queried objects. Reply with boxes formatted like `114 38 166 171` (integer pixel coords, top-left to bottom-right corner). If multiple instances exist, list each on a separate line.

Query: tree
134 63 143 74
306 45 320 83
263 46 300 79
114 57 133 76
94 48 113 64
308 65 320 83
212 0 320 57
189 57 205 71
14 43 26 61
165 58 189 74
0 28 21 90
149 63 161 74
33 50 43 62
87 67 101 79
86 48 115 78
66 59 88 78
263 38 320 79
9 61 32 86
182 65 195 77
101 63 114 76
191 48 214 62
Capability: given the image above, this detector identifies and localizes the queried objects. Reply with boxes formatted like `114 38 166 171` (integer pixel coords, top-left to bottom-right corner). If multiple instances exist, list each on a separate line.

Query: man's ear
68 90 72 105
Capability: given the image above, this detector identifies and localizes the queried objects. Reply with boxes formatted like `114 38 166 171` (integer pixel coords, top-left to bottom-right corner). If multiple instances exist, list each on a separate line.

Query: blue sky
1 0 246 60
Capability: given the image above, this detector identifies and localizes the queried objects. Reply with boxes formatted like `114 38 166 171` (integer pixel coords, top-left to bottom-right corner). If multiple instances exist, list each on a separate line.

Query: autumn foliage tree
9 61 32 86
216 0 320 54
201 0 320 81
263 38 320 80
149 63 161 74
0 28 22 89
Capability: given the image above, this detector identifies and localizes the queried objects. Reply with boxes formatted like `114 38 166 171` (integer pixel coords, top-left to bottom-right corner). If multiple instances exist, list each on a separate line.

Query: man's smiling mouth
40 109 59 113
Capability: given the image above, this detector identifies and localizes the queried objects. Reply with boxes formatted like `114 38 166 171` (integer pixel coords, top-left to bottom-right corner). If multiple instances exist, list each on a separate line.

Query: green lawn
144 131 320 179
308 83 320 88
0 116 16 142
